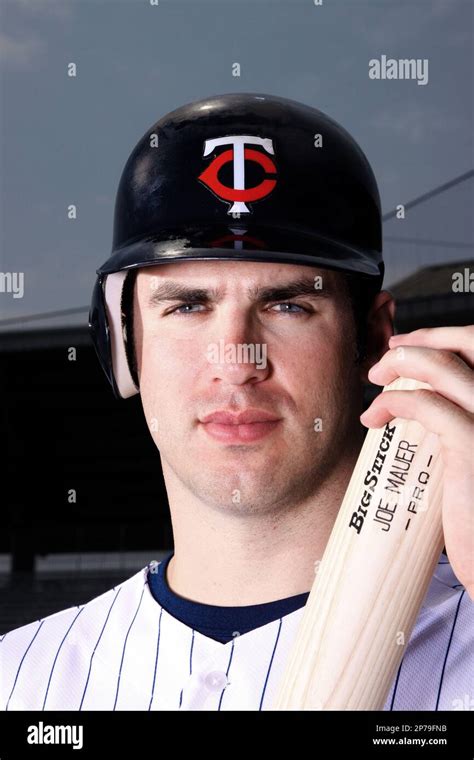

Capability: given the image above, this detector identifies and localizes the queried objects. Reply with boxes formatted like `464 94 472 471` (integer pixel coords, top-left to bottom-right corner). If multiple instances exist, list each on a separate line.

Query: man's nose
205 310 270 386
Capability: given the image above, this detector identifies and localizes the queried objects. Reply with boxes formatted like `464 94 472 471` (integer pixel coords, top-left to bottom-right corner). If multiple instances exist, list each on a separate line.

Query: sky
0 0 472 328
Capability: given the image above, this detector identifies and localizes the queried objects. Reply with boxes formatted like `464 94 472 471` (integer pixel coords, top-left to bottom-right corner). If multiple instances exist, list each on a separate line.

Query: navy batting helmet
89 92 384 399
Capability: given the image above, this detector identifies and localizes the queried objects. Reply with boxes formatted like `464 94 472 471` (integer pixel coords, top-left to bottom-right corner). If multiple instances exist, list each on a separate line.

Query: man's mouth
199 409 282 443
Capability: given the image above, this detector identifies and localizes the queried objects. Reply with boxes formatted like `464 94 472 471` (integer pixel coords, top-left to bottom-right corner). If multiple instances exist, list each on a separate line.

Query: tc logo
198 135 277 214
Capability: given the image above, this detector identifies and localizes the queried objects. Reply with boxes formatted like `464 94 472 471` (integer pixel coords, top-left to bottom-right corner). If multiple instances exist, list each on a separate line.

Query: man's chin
185 467 306 514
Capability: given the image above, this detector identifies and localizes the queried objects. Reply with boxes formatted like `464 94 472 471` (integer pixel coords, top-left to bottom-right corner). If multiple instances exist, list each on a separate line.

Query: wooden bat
273 377 444 710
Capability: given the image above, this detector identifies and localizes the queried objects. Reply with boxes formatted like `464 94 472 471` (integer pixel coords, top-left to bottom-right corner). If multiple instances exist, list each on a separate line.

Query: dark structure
389 259 474 332
1 325 171 575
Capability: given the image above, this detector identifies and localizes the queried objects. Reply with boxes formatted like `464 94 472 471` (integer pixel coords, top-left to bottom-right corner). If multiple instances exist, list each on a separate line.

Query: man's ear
360 290 396 383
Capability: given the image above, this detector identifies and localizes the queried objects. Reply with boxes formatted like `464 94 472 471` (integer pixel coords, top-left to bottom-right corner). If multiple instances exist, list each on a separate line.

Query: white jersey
0 556 472 711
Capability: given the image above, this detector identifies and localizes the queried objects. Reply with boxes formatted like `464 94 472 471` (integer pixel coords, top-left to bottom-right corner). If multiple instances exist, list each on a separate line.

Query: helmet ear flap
89 272 139 399
89 275 119 397
121 269 140 391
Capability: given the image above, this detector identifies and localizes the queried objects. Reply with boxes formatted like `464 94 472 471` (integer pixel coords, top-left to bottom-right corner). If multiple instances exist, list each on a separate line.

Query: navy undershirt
147 553 310 644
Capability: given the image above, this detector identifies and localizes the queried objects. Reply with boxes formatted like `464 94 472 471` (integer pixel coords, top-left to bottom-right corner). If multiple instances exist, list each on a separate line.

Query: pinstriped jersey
0 557 472 711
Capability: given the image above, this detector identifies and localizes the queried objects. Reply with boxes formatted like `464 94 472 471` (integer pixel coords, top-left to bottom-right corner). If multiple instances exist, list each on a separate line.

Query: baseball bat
273 377 444 710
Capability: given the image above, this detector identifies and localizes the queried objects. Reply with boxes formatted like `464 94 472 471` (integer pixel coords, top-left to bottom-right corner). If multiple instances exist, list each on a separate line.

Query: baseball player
1 94 472 711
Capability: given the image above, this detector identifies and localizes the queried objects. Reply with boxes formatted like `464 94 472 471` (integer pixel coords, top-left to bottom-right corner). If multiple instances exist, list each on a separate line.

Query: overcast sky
0 0 472 327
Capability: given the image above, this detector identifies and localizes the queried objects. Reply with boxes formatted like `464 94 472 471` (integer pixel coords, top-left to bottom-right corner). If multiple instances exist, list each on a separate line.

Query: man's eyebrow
252 278 334 304
146 283 218 307
145 277 335 308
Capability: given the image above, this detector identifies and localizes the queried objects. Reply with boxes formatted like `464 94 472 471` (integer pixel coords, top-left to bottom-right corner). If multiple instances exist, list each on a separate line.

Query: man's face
133 261 364 514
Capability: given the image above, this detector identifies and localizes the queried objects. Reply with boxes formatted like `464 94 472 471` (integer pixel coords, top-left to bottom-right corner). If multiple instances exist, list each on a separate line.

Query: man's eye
166 301 310 315
169 302 206 315
269 302 309 314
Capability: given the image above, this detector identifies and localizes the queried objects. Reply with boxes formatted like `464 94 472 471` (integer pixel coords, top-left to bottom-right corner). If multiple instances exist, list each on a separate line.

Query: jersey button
204 671 228 691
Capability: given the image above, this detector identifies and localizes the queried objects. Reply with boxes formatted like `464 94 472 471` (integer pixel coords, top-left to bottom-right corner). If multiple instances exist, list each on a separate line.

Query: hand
360 326 474 599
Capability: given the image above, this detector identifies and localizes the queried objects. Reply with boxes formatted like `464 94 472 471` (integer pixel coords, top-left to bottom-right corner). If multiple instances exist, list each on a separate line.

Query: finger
360 389 473 459
368 346 474 413
389 326 474 368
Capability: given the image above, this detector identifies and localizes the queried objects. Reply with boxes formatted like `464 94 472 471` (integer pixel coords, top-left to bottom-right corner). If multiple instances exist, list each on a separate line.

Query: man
1 93 472 711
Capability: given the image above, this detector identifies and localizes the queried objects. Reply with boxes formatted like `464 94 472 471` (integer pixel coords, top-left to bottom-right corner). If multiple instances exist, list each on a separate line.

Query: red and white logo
198 135 277 214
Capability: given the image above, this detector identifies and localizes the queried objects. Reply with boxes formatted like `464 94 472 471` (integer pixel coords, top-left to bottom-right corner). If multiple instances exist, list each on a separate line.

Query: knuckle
413 388 446 411
411 327 433 340
435 349 462 371
414 388 433 403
